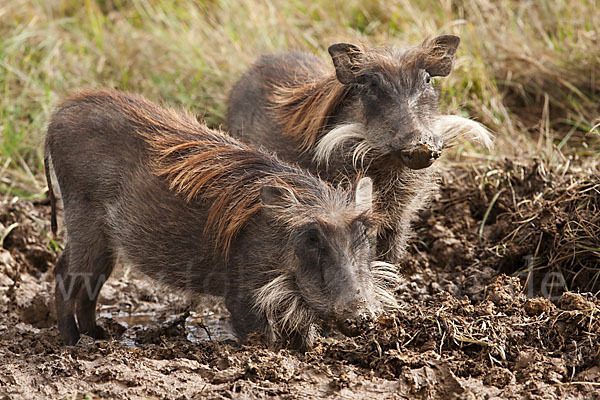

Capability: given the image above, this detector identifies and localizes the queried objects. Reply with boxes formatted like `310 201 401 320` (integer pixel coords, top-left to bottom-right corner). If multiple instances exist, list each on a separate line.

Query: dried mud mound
406 159 600 298
1 160 599 399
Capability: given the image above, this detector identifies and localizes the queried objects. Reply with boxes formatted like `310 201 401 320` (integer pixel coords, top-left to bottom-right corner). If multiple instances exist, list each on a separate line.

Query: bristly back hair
76 90 327 259
267 61 352 152
145 129 326 260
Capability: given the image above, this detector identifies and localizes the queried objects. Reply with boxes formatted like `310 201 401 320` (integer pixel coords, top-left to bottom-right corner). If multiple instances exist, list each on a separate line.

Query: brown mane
102 92 326 259
149 134 271 258
268 69 351 152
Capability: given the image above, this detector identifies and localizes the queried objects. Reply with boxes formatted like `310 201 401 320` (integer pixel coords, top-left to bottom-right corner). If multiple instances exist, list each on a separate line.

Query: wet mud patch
1 159 599 399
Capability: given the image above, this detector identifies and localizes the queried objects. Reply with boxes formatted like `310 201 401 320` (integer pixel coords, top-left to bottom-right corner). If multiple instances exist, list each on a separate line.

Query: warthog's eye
307 229 320 247
424 73 431 85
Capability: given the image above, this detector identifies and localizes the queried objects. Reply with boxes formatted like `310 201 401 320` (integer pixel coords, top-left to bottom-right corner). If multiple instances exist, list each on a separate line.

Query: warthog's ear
328 43 363 84
355 177 373 211
261 185 297 209
422 35 460 77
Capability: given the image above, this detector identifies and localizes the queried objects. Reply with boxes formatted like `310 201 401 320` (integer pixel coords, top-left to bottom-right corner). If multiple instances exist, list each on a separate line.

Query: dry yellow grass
1 0 598 197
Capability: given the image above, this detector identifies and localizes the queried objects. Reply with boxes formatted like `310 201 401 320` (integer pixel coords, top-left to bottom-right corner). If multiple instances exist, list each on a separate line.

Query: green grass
1 0 599 198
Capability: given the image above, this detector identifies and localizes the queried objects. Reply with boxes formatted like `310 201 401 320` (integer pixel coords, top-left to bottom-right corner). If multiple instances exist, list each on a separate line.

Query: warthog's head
315 35 492 169
254 177 400 345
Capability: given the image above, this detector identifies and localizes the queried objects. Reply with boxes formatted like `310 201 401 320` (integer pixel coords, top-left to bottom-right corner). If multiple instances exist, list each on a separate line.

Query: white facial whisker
352 141 373 169
314 123 370 166
370 260 402 310
434 115 494 150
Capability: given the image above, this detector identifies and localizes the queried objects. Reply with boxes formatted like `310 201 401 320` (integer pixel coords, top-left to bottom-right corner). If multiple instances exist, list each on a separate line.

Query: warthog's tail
44 151 58 238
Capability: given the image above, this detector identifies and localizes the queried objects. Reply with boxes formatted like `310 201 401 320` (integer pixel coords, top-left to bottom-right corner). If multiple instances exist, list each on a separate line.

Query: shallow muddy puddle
97 307 237 346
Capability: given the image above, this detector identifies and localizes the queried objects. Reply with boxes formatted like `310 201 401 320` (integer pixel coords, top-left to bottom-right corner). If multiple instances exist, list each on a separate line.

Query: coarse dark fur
228 35 492 263
45 89 398 350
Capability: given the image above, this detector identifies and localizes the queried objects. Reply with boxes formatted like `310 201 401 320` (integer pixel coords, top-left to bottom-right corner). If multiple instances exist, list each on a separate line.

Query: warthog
45 89 399 350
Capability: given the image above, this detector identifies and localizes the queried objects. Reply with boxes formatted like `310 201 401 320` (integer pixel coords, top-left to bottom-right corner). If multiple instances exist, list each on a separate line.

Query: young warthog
45 90 398 349
228 35 492 263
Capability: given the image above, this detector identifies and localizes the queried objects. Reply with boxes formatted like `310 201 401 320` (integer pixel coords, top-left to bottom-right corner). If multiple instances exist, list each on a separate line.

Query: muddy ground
1 161 599 399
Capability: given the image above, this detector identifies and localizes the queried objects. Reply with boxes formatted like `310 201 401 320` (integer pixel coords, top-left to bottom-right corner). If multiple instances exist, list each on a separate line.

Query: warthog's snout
399 143 442 170
336 311 376 337
334 298 379 337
